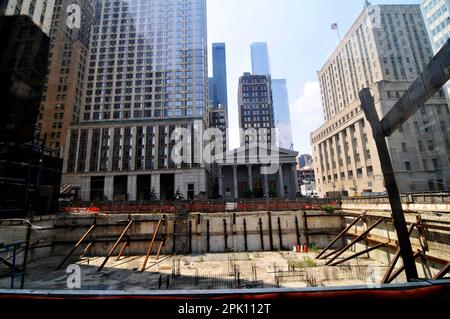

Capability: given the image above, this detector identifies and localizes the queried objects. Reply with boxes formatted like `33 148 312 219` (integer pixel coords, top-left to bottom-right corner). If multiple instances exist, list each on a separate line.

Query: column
218 166 223 197
151 174 160 200
292 163 299 196
127 175 137 201
84 129 93 173
130 126 137 171
278 165 284 197
80 177 91 201
107 128 114 171
233 165 238 199
104 176 114 200
263 173 269 198
247 165 253 192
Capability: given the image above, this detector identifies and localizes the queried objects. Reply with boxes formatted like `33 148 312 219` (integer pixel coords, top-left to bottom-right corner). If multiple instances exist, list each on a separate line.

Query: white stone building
311 3 450 197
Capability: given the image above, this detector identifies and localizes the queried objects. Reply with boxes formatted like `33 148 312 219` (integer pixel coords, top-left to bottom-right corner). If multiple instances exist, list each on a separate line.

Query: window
405 162 411 171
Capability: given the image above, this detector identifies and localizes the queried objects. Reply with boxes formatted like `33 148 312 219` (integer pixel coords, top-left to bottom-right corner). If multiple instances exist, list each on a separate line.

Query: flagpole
337 26 341 41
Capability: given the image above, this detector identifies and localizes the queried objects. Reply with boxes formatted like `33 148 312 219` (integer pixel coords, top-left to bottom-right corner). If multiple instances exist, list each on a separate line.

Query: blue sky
207 0 420 153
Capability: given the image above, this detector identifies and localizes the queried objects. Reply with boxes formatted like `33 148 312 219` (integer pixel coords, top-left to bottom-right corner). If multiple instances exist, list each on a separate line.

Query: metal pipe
55 223 96 270
325 218 384 265
329 242 387 266
317 215 362 259
141 218 163 271
97 219 133 272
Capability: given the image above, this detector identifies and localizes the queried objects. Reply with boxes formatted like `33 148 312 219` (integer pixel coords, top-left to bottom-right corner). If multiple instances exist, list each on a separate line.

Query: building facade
250 42 270 76
238 73 275 147
209 42 228 108
421 0 450 53
37 0 95 151
0 15 50 142
1 0 55 35
421 0 450 99
208 42 228 151
272 79 293 149
219 145 299 199
311 4 450 197
62 0 209 201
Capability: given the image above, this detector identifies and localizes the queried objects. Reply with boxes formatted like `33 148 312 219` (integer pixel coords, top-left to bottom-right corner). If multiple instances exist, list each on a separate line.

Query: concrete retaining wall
48 211 343 256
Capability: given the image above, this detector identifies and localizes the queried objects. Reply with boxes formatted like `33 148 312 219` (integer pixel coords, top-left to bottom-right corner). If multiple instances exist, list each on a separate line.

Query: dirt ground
0 250 394 290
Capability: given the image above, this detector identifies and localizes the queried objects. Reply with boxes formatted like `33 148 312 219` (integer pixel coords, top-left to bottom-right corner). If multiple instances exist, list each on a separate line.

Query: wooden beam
380 39 450 136
359 88 418 281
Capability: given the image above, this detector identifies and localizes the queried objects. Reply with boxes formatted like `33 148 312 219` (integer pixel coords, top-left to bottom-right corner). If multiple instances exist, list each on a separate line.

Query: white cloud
289 82 324 153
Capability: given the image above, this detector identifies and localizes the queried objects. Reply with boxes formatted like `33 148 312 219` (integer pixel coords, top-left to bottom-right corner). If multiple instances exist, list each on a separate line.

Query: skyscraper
271 79 293 149
37 0 95 151
62 0 209 201
210 43 228 108
421 0 450 54
250 42 270 76
421 0 450 98
311 4 450 197
1 0 55 35
238 72 275 146
209 42 229 150
0 14 49 142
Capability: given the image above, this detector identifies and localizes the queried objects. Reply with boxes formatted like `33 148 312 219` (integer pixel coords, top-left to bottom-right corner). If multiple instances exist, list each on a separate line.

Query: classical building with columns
218 145 299 199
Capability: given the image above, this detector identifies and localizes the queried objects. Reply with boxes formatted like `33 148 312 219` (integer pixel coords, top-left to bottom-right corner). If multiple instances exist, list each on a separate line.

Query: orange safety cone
296 245 300 252
304 245 308 253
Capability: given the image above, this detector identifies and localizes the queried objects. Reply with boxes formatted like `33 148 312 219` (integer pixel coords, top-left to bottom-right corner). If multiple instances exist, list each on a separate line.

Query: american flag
331 23 338 30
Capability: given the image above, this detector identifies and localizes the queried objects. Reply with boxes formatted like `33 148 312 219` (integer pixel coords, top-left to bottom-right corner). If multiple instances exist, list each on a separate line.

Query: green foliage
287 257 317 269
321 205 335 213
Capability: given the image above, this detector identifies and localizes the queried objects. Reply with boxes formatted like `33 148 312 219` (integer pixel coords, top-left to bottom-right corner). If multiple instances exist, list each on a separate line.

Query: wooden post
359 88 418 281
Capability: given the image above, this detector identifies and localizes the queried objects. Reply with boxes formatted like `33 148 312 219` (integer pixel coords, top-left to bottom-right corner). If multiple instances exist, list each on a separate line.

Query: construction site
0 194 449 292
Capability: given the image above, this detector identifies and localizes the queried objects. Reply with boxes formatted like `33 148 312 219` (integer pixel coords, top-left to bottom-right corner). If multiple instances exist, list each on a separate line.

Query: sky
207 0 420 154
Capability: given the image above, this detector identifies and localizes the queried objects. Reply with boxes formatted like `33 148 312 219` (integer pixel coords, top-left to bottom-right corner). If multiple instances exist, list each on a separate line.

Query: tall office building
37 0 95 151
209 43 228 108
311 4 450 197
250 42 292 149
1 0 55 35
0 14 49 142
208 42 228 150
272 79 293 149
421 0 450 98
62 0 209 201
250 42 270 76
238 72 275 146
421 0 450 53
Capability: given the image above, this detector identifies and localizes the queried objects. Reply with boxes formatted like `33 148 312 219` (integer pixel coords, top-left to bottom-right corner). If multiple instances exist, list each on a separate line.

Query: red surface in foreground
0 283 448 301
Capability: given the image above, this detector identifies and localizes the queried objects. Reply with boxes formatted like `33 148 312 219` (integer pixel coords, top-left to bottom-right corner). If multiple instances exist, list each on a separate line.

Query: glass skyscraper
272 79 293 149
209 42 228 108
250 42 270 75
62 0 209 201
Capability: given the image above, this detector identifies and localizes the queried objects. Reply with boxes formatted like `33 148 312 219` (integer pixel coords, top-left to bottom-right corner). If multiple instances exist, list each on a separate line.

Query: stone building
310 3 450 197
